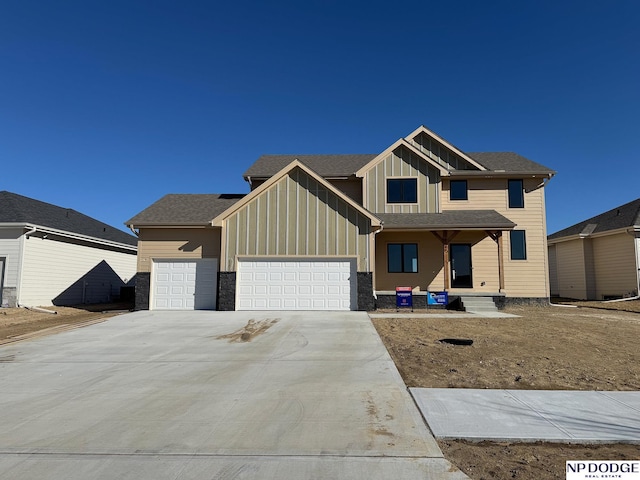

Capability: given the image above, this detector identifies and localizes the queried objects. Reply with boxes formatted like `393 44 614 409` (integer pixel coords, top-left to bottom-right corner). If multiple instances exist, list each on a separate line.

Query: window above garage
387 178 417 204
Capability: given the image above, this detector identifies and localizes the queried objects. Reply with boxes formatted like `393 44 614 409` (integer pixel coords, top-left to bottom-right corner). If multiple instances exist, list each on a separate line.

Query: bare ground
0 303 132 344
372 300 640 480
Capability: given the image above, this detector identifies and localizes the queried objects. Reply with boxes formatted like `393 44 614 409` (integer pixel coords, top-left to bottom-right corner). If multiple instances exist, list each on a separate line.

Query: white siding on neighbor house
0 228 23 290
19 236 137 306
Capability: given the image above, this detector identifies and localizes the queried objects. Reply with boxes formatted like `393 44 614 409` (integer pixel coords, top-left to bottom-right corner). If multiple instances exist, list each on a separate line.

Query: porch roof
376 210 516 230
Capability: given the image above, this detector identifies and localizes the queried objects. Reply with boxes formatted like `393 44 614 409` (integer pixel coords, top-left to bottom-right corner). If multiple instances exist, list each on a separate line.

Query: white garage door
236 258 356 311
152 259 217 310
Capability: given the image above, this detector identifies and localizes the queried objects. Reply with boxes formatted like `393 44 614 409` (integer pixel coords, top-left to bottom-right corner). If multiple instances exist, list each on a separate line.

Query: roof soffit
354 138 450 178
211 160 381 227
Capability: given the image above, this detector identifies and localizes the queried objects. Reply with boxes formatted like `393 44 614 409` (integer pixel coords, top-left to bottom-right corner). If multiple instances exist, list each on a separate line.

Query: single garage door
236 258 356 311
152 259 218 310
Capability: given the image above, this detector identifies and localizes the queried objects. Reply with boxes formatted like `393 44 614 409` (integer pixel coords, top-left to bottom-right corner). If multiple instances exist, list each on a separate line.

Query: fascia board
449 171 556 179
212 160 381 227
405 125 487 171
355 138 449 177
16 223 137 252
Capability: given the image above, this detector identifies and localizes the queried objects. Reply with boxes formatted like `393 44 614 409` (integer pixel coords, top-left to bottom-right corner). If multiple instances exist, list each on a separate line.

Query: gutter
14 223 137 252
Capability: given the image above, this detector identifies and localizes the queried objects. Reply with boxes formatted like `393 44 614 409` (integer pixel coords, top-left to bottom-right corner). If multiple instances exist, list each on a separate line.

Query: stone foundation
134 272 150 310
356 273 374 311
218 272 236 311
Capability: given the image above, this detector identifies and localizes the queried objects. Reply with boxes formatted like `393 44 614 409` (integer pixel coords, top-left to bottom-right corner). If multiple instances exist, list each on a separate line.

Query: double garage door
152 259 218 310
152 258 356 311
236 259 356 311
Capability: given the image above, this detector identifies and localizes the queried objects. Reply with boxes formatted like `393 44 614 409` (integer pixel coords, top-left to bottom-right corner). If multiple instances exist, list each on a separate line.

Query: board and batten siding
0 228 23 292
408 132 477 170
441 177 550 297
136 228 221 273
363 145 440 214
592 232 637 298
223 167 372 272
19 236 137 306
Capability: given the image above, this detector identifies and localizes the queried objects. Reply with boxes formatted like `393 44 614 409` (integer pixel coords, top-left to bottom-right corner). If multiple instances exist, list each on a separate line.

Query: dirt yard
372 300 640 480
0 303 132 344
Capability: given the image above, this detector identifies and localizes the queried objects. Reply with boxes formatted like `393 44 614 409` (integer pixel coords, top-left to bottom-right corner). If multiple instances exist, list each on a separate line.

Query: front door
451 244 472 288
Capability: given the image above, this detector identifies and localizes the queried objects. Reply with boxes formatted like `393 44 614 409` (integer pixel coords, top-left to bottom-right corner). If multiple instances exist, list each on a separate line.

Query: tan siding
222 167 372 271
592 233 637 298
328 179 363 204
441 177 549 297
136 228 221 273
556 239 587 299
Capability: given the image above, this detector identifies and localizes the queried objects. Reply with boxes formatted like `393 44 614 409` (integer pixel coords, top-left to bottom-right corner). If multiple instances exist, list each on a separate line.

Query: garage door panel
152 259 217 310
236 259 356 311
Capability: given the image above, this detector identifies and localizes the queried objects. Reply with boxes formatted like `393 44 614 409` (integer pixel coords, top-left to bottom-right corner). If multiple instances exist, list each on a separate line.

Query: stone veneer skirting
134 272 150 311
218 272 236 311
356 272 374 311
1 287 17 307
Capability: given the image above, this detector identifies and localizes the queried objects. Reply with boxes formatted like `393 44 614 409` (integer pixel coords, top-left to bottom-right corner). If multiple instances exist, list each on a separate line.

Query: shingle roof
243 152 553 178
468 152 555 174
0 191 137 246
126 194 245 226
243 154 376 178
548 198 640 240
376 211 516 230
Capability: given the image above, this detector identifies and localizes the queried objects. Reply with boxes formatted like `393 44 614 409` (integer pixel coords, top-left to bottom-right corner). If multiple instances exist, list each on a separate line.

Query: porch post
432 231 460 291
486 231 505 292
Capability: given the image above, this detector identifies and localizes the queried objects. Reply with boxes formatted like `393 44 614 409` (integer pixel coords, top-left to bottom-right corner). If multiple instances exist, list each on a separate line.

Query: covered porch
372 211 516 307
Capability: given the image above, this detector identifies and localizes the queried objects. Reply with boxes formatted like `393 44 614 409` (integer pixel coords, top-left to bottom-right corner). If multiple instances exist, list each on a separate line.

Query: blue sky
1 1 638 235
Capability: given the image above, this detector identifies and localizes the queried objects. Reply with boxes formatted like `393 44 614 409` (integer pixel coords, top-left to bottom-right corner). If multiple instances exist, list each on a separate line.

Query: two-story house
126 126 555 311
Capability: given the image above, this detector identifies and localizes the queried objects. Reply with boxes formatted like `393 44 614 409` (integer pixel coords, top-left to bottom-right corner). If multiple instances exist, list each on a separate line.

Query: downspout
371 223 384 299
627 227 640 298
128 225 139 237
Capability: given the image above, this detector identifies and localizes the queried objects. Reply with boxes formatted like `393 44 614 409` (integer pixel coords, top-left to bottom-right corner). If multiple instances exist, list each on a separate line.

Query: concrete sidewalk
0 311 468 479
411 388 640 443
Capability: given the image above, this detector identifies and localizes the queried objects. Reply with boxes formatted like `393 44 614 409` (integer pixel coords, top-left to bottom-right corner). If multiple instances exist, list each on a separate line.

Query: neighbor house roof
0 191 137 246
376 210 516 230
548 198 640 240
126 194 246 226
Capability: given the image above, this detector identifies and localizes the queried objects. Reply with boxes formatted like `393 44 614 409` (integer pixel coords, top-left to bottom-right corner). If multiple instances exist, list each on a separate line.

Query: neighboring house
548 198 640 300
0 191 138 307
126 125 555 311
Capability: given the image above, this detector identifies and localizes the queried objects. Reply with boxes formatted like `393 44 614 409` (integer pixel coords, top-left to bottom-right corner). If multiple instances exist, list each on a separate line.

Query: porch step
459 296 498 313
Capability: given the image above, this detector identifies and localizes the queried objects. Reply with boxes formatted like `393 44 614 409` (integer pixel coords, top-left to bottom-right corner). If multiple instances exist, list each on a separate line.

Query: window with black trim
508 179 524 208
387 178 417 204
450 180 468 200
388 243 418 273
510 230 527 260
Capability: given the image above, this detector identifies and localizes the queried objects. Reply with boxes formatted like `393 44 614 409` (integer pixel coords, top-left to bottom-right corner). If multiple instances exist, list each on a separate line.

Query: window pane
510 230 527 260
450 180 468 200
404 244 418 272
403 179 417 203
387 180 402 203
387 178 417 203
388 244 402 272
508 179 524 208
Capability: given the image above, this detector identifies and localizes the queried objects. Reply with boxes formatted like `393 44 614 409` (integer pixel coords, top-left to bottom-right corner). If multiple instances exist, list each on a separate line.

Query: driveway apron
0 311 467 479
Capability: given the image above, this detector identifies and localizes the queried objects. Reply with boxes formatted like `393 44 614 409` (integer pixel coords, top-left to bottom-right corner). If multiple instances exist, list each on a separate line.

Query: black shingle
0 191 137 246
376 211 516 229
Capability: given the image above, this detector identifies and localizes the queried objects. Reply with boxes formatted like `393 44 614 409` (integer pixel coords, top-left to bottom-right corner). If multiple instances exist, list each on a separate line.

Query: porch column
486 231 505 292
432 231 460 291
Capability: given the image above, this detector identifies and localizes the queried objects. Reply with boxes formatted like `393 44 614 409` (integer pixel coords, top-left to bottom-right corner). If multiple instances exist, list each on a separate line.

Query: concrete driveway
0 311 466 479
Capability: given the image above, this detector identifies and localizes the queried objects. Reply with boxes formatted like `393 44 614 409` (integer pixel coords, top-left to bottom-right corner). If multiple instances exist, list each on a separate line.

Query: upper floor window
387 178 417 204
508 179 524 208
388 243 418 272
450 180 468 200
510 230 527 260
